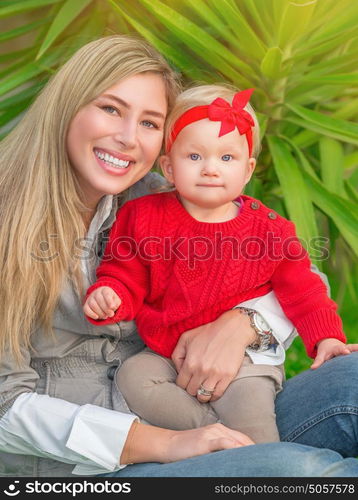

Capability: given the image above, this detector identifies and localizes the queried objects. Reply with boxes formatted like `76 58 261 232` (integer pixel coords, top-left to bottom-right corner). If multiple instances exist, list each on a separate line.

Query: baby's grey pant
116 348 284 443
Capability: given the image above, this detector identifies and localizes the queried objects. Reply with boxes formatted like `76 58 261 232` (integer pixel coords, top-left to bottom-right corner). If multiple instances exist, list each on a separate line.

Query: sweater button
250 201 260 210
268 212 277 219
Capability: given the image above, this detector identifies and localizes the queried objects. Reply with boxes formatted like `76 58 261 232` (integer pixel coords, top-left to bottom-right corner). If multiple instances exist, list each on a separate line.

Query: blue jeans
103 352 358 477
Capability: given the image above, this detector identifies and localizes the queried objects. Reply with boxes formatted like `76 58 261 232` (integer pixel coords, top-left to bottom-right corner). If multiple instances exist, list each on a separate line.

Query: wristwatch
236 307 276 352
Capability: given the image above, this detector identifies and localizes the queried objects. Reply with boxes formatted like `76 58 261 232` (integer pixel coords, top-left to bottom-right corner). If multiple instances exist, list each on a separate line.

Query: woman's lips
94 147 135 163
93 148 135 176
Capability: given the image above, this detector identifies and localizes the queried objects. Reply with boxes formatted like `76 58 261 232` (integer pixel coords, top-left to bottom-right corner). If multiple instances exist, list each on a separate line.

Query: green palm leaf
319 138 346 197
0 83 43 112
267 136 319 260
36 0 93 59
301 73 358 85
0 0 62 18
136 0 254 84
302 174 358 258
0 49 61 97
286 103 358 146
0 17 50 43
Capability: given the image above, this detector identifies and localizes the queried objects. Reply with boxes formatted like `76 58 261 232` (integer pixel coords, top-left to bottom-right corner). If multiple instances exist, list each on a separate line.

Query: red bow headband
166 88 255 155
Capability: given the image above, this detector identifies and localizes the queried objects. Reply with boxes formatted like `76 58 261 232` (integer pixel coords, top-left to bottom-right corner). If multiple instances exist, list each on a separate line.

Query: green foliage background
1 0 357 377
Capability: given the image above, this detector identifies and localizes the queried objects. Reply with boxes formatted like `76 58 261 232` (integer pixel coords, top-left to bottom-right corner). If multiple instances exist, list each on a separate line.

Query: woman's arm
0 392 254 474
0 343 138 475
0 392 137 475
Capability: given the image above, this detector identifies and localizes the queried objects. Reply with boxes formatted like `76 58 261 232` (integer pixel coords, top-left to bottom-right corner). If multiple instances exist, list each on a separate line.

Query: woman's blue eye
190 153 201 161
222 154 233 161
142 120 158 129
102 105 118 115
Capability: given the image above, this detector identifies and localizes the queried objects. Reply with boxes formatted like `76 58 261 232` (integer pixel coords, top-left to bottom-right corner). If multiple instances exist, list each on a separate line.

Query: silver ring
197 384 215 397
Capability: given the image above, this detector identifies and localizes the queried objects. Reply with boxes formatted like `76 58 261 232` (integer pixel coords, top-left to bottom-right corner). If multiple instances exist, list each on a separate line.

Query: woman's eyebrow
101 93 166 119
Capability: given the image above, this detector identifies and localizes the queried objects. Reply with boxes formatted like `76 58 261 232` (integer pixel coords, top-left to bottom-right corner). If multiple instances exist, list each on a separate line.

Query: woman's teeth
95 150 130 168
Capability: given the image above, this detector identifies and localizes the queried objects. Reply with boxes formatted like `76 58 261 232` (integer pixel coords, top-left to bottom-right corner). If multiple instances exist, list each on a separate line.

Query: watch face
254 313 271 333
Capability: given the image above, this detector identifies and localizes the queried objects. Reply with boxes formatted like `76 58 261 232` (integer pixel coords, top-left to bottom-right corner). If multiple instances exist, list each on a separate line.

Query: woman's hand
120 421 254 465
171 309 256 402
165 423 254 463
83 286 121 320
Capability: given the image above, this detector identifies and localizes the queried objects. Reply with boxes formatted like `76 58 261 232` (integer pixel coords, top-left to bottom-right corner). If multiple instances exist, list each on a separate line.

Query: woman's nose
113 119 137 149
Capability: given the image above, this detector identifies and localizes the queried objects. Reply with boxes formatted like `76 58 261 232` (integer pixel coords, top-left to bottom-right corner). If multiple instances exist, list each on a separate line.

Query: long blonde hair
0 35 180 363
164 83 261 158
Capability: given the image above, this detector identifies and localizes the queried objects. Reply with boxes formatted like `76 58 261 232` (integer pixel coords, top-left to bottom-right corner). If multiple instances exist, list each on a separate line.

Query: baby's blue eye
222 154 233 161
190 153 201 161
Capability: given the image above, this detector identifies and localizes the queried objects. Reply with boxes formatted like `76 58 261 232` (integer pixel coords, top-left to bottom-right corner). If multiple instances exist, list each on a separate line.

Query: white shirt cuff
235 291 297 365
0 392 138 475
67 404 138 474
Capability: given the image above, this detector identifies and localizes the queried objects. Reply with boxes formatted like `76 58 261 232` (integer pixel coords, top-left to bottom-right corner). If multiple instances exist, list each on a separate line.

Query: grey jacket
0 173 165 477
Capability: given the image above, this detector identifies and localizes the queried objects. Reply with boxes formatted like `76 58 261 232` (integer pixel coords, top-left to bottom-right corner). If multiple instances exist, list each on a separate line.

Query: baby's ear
245 157 256 184
159 155 174 183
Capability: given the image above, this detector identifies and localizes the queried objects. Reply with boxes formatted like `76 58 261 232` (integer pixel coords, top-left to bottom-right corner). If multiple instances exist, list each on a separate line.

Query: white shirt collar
86 195 114 241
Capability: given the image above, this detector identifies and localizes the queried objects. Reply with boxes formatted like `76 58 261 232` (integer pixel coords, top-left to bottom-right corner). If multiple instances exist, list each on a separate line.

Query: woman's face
67 72 168 209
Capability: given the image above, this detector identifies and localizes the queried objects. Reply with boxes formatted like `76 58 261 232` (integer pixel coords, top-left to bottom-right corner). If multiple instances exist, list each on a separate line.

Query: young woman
0 35 357 477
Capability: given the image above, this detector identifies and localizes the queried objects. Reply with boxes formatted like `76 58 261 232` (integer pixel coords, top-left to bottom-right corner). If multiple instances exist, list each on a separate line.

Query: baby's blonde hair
165 83 261 158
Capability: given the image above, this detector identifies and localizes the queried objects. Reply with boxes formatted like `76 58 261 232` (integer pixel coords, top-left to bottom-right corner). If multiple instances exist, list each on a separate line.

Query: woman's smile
93 147 135 175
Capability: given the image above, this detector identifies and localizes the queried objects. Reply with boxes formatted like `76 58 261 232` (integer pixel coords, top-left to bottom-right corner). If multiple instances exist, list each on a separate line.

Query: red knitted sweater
86 191 345 358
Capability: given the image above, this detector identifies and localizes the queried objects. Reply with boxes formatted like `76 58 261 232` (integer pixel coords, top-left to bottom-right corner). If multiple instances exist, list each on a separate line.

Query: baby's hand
83 286 121 320
311 338 351 370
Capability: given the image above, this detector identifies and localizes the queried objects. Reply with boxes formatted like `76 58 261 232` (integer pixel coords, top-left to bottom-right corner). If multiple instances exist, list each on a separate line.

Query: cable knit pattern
86 191 345 358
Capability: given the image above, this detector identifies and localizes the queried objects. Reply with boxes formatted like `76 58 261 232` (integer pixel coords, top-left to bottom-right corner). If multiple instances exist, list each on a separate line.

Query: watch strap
235 307 276 352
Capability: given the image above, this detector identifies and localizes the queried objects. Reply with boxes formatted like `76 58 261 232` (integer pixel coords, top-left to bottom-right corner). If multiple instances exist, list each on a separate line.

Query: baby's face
161 119 256 211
